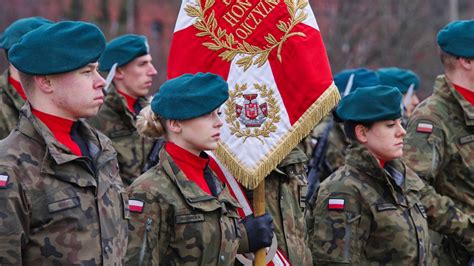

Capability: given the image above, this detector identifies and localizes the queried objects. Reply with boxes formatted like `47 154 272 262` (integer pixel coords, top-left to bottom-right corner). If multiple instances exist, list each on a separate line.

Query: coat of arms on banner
226 83 280 143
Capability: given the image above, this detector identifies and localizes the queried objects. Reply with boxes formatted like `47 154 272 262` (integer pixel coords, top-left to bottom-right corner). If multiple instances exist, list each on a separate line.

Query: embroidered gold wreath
185 0 308 71
225 83 280 143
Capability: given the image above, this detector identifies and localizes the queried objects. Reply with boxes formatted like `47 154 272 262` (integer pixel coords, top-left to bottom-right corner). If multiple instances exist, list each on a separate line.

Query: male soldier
377 67 420 125
0 17 52 139
0 21 128 264
88 34 157 186
304 68 379 207
403 19 474 265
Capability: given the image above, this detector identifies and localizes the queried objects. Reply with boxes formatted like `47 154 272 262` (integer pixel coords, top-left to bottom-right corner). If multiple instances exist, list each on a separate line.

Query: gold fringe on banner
215 83 340 189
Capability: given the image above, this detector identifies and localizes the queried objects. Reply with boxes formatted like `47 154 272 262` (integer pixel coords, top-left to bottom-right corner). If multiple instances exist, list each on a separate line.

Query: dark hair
332 109 374 141
4 50 8 61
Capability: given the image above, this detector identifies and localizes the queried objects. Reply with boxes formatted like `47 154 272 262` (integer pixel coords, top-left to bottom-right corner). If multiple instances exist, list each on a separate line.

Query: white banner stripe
174 0 197 32
222 55 292 170
0 175 8 181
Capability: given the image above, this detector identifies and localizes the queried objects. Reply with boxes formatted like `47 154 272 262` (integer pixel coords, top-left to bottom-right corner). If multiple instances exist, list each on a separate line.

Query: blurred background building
1 0 473 99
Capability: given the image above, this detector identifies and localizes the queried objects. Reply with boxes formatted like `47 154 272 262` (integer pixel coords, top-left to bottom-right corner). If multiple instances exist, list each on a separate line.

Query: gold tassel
215 83 340 189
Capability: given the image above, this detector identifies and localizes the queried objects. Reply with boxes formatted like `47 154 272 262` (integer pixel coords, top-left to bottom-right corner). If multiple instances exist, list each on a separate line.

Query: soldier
378 67 420 125
88 34 157 186
237 146 312 265
307 85 474 265
0 21 128 264
304 68 379 208
126 72 274 265
403 19 474 265
0 17 52 139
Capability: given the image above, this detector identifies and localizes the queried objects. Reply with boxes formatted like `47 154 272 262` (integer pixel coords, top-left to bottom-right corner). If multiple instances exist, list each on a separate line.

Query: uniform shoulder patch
416 122 433 133
129 199 144 213
328 198 345 210
0 173 9 188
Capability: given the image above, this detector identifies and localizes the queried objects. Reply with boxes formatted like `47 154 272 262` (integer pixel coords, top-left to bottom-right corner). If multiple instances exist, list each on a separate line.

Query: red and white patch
328 198 345 210
416 123 433 133
129 199 144 213
0 174 9 187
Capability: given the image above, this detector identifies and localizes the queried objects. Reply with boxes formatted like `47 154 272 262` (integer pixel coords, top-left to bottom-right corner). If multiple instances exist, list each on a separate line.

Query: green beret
151 72 229 120
377 67 419 94
334 68 379 95
437 20 474 58
0 17 53 50
8 21 105 75
99 34 150 71
336 85 402 123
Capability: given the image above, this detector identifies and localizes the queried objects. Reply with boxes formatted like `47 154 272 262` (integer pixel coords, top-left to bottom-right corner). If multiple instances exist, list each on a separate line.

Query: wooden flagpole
253 181 265 266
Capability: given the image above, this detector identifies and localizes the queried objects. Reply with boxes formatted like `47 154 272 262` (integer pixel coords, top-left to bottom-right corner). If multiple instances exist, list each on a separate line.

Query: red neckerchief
379 159 386 168
453 83 474 106
117 89 137 113
32 109 82 156
166 141 212 195
8 76 26 100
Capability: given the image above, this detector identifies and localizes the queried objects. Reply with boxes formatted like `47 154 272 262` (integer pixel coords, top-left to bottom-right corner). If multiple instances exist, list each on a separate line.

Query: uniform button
220 255 225 261
104 246 112 254
280 196 284 200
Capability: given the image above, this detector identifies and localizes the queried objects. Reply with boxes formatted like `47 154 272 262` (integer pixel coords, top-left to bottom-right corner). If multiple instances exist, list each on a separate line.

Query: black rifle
306 120 334 208
142 138 166 173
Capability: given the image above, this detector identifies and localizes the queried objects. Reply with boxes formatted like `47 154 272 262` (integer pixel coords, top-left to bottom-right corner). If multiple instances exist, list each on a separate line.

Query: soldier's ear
114 67 125 80
34 75 53 94
167 119 182 134
354 124 368 143
459 57 472 71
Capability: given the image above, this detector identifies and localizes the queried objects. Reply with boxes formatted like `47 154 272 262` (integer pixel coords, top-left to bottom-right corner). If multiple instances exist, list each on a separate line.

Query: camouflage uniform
403 75 474 265
88 85 154 186
0 70 25 139
126 147 247 265
0 104 129 265
307 143 432 265
241 147 312 265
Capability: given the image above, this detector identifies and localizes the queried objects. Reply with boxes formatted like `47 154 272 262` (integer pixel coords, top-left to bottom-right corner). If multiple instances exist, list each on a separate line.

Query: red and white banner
168 0 338 189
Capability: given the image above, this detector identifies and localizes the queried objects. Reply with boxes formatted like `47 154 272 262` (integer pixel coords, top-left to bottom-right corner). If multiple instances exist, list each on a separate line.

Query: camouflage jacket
240 147 312 265
307 143 431 265
0 104 129 265
0 70 25 140
87 85 155 186
308 114 349 182
403 74 474 264
126 147 248 266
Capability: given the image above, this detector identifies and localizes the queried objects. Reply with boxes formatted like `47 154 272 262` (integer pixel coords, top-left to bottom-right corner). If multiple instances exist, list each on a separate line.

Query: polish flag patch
129 199 144 213
0 174 9 187
416 123 433 133
328 198 345 210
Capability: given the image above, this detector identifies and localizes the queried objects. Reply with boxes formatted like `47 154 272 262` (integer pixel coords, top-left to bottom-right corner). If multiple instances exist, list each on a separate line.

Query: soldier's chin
206 142 219 151
81 109 100 118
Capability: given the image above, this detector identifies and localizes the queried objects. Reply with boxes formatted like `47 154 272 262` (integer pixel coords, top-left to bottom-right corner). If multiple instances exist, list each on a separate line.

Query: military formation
0 14 473 266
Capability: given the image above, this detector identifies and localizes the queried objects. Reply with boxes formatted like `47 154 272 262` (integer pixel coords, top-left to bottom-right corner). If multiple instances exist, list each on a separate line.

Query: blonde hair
136 105 167 138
